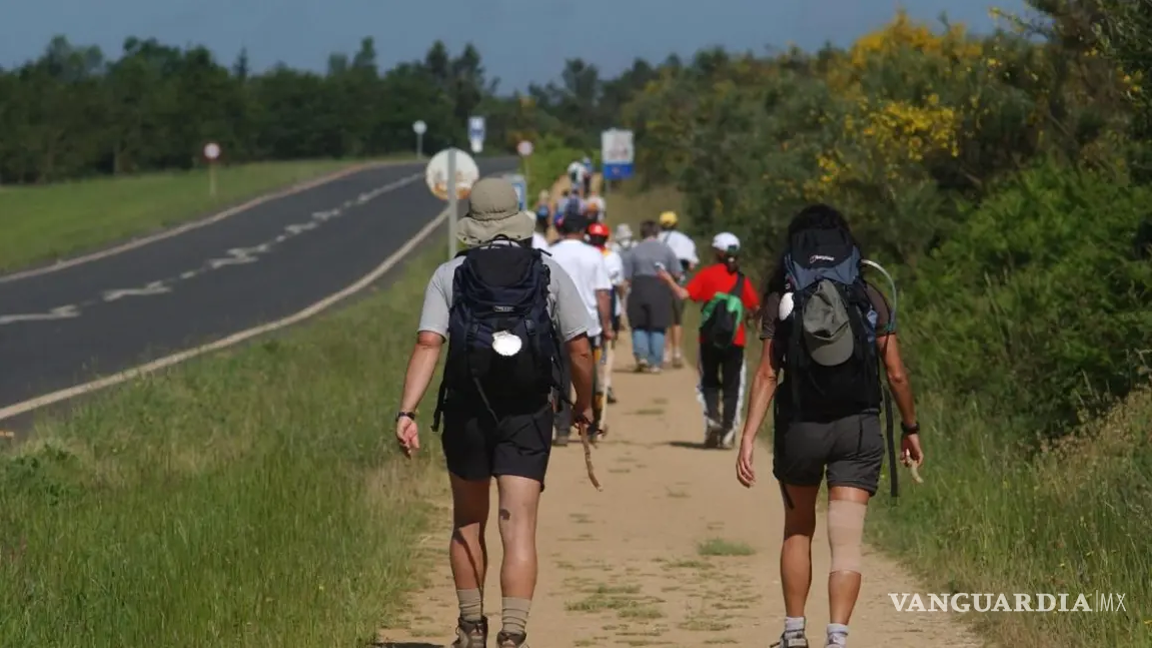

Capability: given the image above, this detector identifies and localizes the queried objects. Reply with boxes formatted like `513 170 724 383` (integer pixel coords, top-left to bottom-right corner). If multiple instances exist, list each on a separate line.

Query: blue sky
3 0 1031 90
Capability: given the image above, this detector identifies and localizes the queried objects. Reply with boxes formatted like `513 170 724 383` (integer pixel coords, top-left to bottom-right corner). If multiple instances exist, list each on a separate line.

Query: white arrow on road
0 305 81 325
102 281 172 302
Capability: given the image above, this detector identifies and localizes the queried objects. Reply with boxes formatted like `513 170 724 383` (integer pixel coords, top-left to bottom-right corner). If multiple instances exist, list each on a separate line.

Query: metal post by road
447 147 457 261
416 132 423 159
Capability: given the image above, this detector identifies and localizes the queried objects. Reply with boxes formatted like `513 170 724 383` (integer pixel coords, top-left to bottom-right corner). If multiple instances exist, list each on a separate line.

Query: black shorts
442 403 554 488
772 413 884 495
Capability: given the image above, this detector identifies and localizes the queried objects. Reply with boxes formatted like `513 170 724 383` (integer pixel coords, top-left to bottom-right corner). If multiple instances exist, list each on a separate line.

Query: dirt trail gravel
377 333 984 647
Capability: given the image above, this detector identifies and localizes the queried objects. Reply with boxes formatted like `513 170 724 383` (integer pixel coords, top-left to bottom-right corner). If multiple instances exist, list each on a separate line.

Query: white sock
784 616 805 636
827 623 849 645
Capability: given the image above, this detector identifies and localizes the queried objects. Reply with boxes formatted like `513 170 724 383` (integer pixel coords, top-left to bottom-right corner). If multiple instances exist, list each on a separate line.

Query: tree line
0 35 669 184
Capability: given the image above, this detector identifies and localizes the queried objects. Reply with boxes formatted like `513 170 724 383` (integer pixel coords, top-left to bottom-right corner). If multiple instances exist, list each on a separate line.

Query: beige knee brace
827 500 868 574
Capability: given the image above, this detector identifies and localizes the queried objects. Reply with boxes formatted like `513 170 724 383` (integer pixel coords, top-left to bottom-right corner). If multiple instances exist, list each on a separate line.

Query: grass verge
0 159 404 273
866 387 1152 646
0 248 445 647
614 186 1152 645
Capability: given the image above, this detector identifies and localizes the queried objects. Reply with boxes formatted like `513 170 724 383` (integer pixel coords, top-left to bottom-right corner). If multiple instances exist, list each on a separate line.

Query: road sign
506 173 527 211
413 120 427 158
425 147 479 201
468 116 485 153
203 142 221 160
517 140 533 157
600 129 634 180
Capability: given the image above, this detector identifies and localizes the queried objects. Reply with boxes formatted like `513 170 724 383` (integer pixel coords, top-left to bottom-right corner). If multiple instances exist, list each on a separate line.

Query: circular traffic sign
517 140 533 156
203 142 221 160
413 120 426 135
425 147 480 201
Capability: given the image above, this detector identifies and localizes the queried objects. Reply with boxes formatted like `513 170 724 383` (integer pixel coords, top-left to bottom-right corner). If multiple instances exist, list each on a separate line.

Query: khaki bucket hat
457 177 535 246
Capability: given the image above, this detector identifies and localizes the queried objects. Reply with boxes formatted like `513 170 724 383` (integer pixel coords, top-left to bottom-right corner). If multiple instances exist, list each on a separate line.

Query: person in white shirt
531 206 550 250
549 213 613 445
585 220 626 405
567 160 588 197
657 211 699 368
611 223 635 253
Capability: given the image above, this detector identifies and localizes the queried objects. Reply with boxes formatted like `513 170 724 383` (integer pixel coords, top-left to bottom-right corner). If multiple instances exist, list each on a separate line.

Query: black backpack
780 226 882 420
778 226 903 501
431 240 562 429
699 273 746 349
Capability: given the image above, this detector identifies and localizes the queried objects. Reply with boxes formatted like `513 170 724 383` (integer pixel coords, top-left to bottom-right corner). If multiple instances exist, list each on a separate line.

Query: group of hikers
395 175 925 648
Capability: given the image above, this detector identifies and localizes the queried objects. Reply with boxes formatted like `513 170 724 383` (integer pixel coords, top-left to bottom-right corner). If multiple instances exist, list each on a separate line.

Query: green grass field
0 159 396 273
0 249 444 647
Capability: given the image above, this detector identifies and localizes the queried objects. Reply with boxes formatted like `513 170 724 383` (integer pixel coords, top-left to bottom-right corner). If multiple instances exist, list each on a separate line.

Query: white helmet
615 223 633 241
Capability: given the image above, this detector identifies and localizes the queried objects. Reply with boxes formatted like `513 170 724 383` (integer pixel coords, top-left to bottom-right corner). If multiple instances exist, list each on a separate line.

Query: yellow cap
659 211 678 226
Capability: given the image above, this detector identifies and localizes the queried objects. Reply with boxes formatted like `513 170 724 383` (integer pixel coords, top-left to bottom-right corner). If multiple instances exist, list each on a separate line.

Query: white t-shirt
531 232 549 250
659 230 699 266
549 238 611 337
601 249 625 316
568 161 587 182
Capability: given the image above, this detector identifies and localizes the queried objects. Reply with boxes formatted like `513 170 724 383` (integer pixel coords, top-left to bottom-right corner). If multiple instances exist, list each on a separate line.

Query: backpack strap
729 273 745 297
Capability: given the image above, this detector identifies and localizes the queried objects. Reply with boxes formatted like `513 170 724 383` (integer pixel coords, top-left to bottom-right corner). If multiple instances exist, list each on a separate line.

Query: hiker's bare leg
449 474 491 592
827 486 869 625
780 483 819 617
496 474 542 638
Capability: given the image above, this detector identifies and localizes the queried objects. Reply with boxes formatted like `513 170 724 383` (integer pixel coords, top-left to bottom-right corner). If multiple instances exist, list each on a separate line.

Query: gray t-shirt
622 238 681 280
418 245 590 342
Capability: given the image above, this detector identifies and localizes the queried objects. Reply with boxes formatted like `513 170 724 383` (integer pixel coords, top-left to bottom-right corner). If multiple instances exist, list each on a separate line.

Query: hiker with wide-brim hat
396 177 597 648
734 204 924 648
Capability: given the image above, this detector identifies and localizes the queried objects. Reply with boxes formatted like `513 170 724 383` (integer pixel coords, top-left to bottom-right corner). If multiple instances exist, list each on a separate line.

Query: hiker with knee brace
734 204 924 648
395 178 596 648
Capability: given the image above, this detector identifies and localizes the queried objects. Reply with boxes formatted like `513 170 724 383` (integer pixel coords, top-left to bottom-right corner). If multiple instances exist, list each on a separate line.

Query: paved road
0 157 518 417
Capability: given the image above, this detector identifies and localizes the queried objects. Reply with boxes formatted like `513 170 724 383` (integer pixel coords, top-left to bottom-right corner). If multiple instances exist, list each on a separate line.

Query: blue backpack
432 240 561 429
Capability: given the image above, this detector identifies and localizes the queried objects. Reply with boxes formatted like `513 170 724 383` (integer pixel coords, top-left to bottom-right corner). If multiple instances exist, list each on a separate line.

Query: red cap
586 222 609 238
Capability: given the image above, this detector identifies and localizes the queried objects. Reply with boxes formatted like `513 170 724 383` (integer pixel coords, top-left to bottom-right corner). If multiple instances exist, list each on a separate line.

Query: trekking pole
576 420 603 491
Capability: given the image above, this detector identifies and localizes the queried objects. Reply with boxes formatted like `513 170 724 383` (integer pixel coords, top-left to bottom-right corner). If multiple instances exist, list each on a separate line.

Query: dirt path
377 334 983 647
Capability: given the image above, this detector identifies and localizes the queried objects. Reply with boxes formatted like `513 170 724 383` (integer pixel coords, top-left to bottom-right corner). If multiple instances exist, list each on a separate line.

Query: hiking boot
703 418 723 448
671 355 684 369
452 616 487 648
769 632 808 648
496 630 527 647
635 358 649 373
720 427 737 449
553 432 570 447
606 387 617 404
645 365 662 374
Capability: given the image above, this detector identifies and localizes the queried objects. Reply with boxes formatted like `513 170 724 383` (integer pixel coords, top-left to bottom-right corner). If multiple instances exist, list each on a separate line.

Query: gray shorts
772 413 884 495
670 295 685 325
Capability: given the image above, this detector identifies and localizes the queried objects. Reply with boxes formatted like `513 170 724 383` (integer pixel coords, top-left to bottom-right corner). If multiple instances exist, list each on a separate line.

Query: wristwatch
396 411 417 422
900 421 921 436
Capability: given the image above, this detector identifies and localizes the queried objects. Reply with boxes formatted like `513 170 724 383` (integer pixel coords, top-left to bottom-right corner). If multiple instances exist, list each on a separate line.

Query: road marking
0 173 420 326
103 281 171 302
0 206 453 422
0 162 418 285
0 305 81 325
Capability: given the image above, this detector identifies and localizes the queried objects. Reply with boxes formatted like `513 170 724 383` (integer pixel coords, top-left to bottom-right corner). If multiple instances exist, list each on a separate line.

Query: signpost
516 139 533 187
425 147 480 260
468 116 486 154
600 129 634 191
203 142 221 197
412 120 427 159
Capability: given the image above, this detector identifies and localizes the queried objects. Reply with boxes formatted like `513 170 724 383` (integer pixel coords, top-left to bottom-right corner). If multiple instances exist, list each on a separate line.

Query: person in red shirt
658 232 760 448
